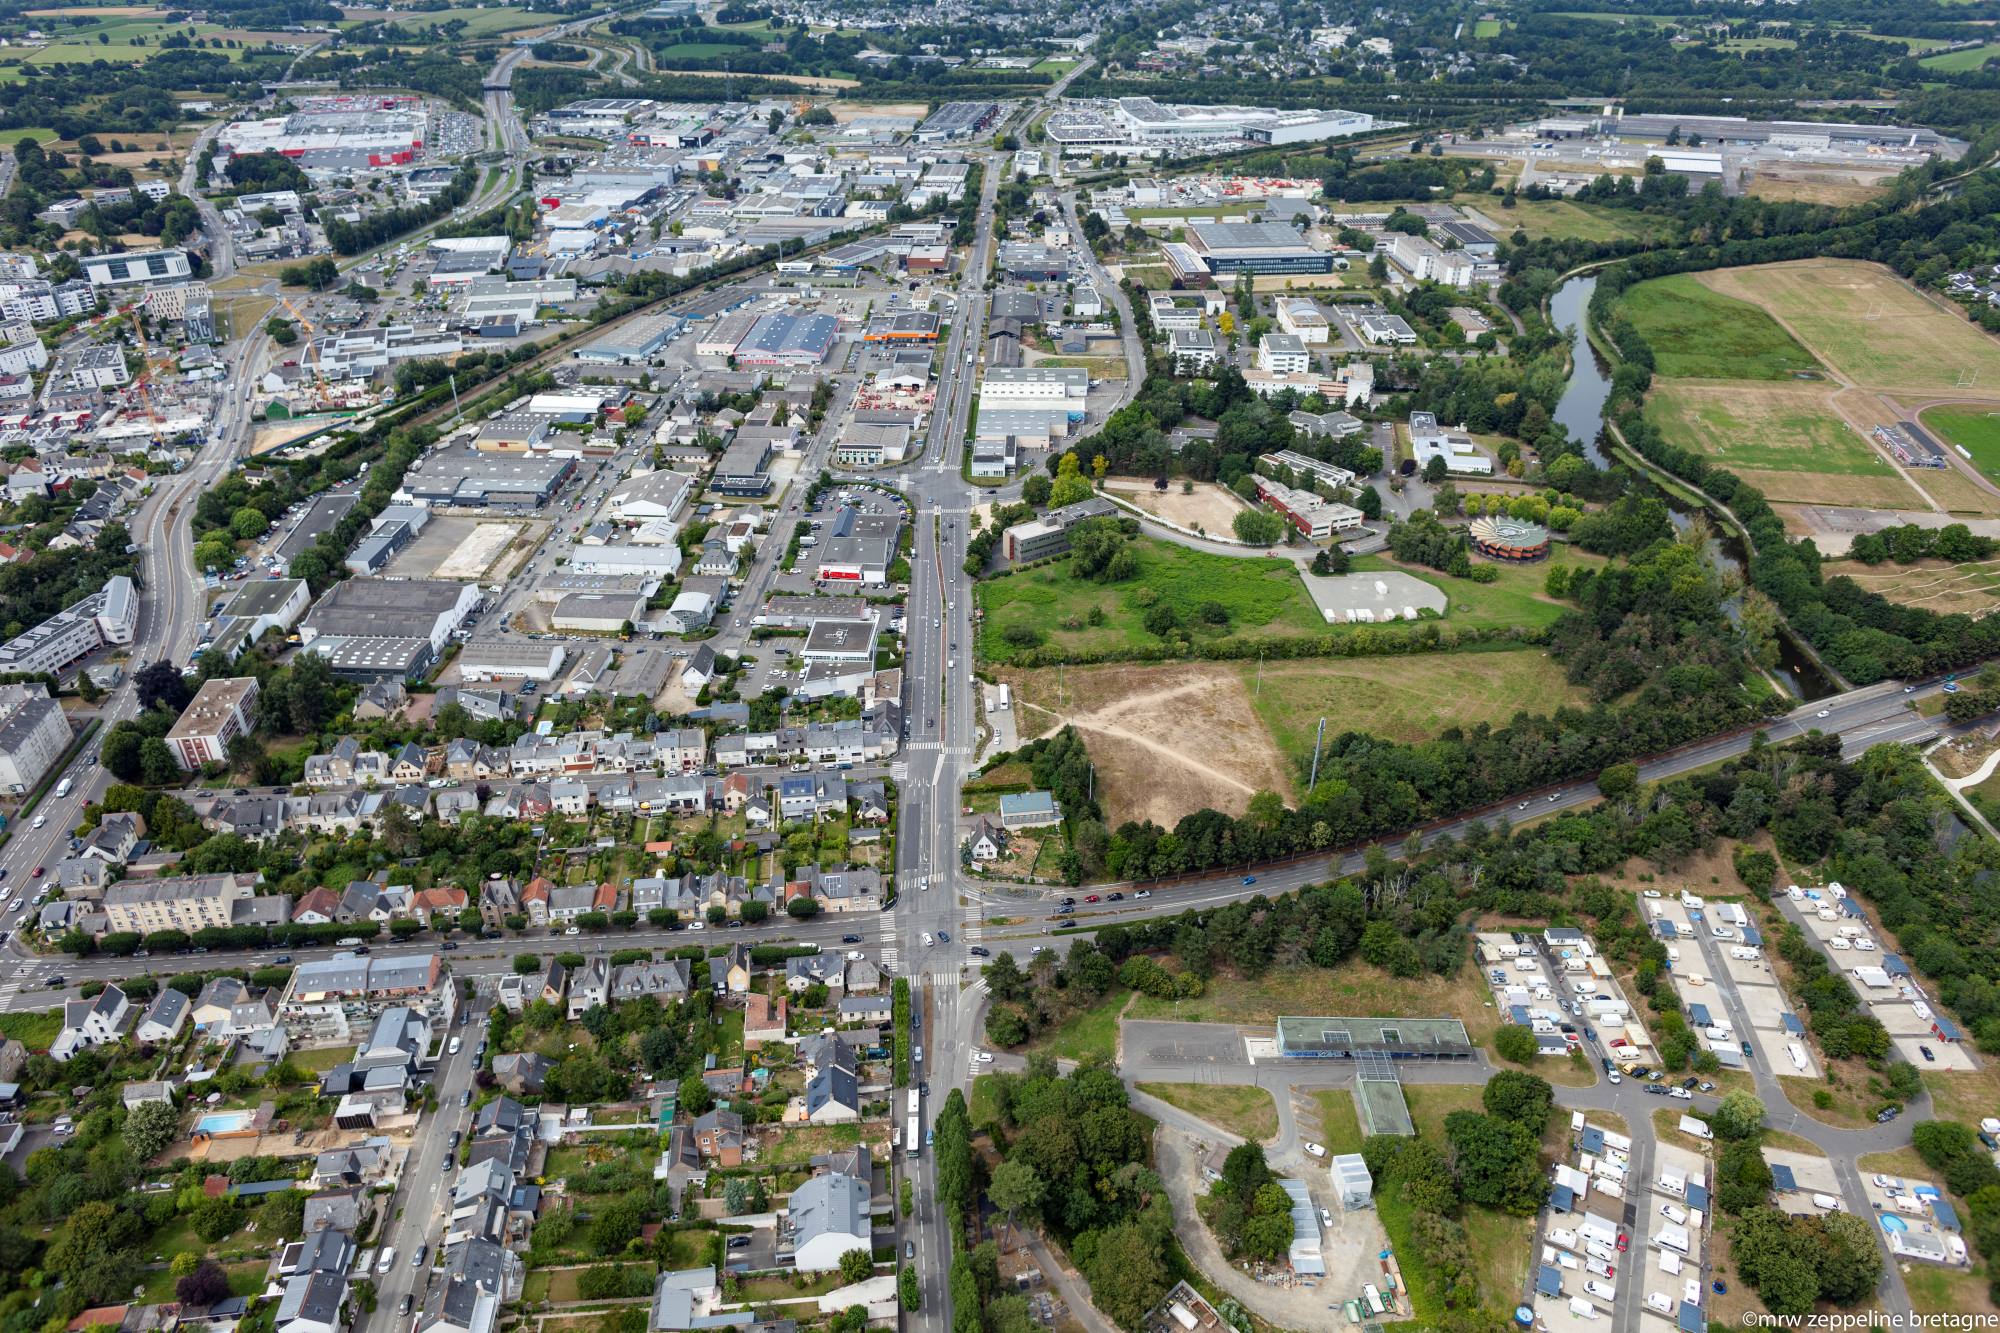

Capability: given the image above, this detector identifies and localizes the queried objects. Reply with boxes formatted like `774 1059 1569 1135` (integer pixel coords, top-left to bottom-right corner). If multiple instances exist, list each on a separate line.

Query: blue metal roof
1551 1184 1574 1212
1510 1004 1531 1025
1781 1012 1805 1034
1741 924 1762 946
1932 1196 1961 1230
1679 1302 1704 1333
1580 1127 1605 1154
1770 1164 1797 1192
1687 1183 1710 1213
1936 1015 1964 1040
1536 1266 1563 1298
1840 899 1863 918
1654 920 1678 939
1883 954 1911 976
1688 1002 1712 1026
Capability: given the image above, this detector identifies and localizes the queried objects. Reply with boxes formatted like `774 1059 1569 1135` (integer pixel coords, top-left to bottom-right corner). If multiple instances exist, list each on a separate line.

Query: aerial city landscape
8 2 2000 1333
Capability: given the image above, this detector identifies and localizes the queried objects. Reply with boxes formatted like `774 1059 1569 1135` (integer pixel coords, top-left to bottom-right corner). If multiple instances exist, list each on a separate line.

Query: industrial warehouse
1167 221 1333 284
217 95 433 171
1045 98 1375 156
397 448 574 509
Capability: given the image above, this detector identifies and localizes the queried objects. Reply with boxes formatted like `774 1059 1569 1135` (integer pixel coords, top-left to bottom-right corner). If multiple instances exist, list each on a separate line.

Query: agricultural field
1643 380 1920 508
1 11 308 67
1920 406 2000 486
1617 272 1821 380
974 534 1326 662
1920 41 2000 71
338 5 547 36
1698 259 2000 394
1820 556 2000 618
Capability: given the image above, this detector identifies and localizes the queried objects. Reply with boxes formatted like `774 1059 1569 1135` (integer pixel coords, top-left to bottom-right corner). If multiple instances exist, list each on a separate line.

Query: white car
1319 1207 1333 1229
1642 889 1661 899
920 876 930 891
564 926 581 936
1668 1087 1692 1100
1660 1203 1687 1224
974 1051 994 1063
922 932 934 947
1816 708 1831 718
1583 1281 1615 1301
1302 1142 1326 1159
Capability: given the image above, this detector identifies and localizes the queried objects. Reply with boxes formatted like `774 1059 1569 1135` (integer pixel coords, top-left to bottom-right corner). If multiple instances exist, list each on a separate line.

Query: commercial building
606 470 694 523
980 366 1089 420
1274 298 1330 344
1251 474 1363 542
1257 333 1311 375
102 873 262 936
82 249 193 289
1273 1015 1475 1060
1468 515 1551 562
1184 222 1331 277
565 545 685 578
801 618 881 665
301 579 482 654
1409 412 1493 475
212 584 308 658
1002 497 1117 562
912 101 1000 142
218 98 430 169
552 593 647 633
862 312 940 342
312 324 464 379
459 640 566 683
399 448 573 508
1044 98 1373 154
0 575 135 675
166 677 260 771
710 438 773 497
732 311 838 367
0 684 70 795
831 421 914 468
576 312 678 364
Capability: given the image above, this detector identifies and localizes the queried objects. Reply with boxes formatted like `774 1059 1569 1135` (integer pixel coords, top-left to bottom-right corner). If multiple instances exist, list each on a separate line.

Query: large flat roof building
301 579 481 653
1186 221 1331 276
0 575 135 676
732 311 838 367
166 677 259 771
576 313 678 364
399 448 573 508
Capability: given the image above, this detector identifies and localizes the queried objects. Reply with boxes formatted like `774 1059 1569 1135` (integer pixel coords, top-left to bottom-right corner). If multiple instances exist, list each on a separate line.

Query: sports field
1617 273 1820 380
1698 260 2000 393
1643 380 1920 508
1920 406 2000 486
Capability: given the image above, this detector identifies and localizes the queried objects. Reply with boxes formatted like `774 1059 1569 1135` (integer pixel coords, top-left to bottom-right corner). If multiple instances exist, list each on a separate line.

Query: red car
1085 894 1101 903
1615 1233 1629 1253
30 866 44 879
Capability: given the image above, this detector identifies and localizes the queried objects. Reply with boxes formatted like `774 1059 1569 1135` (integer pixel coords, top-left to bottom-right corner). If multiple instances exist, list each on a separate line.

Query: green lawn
1921 42 2000 71
655 41 748 58
1617 273 1821 380
976 535 1325 663
1645 384 1893 477
761 1122 862 1165
1242 646 1587 764
1017 987 1130 1062
1134 1082 1278 1142
1348 548 1601 633
1920 406 2000 486
1031 57 1079 74
0 1009 60 1050
1492 197 1678 244
1472 18 1503 37
1312 1090 1365 1155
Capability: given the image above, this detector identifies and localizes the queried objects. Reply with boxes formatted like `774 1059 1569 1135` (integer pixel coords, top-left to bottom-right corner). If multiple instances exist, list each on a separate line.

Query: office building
1185 222 1331 277
1001 497 1117 562
0 576 135 675
82 249 193 288
1251 474 1363 542
0 684 70 795
166 677 260 771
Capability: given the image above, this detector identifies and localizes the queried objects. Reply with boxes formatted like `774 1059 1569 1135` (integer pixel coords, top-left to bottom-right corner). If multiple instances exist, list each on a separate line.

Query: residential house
135 988 189 1043
691 1108 744 1166
52 985 133 1061
744 992 786 1049
968 818 1004 862
567 958 609 1020
491 1052 550 1095
275 1271 347 1333
786 1171 872 1272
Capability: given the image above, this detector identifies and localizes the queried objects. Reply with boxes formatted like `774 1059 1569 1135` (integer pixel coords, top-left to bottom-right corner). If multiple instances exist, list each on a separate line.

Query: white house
788 1171 873 1272
51 985 133 1061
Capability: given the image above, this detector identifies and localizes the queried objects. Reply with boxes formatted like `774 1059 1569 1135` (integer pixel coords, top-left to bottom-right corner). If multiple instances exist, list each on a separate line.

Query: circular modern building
1469 515 1551 562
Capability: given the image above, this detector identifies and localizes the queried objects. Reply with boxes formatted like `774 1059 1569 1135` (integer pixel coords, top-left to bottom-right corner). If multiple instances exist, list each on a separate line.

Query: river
1547 274 1836 700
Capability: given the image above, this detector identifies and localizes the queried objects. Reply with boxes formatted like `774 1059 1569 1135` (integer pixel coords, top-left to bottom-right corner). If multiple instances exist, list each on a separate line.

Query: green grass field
1348 549 1601 632
1243 647 1587 762
1645 382 1894 478
1490 197 1679 244
0 1009 60 1050
655 41 746 58
342 5 546 37
1031 56 1079 74
1019 988 1130 1062
1921 42 2000 71
1472 18 1503 37
1617 273 1820 380
1921 406 2000 486
976 535 1326 663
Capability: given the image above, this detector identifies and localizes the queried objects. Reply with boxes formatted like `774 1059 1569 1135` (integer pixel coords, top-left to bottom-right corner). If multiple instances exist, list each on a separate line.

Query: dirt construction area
999 661 1294 825
387 516 539 582
434 521 527 580
1821 556 2000 618
1102 479 1250 533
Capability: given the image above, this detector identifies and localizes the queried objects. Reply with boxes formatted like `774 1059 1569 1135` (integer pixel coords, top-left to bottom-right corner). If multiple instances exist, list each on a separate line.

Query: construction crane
275 292 334 411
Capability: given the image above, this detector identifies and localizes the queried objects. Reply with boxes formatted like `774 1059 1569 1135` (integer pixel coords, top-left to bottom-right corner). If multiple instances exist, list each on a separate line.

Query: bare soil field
1743 174 1892 207
1102 479 1248 532
1821 556 2000 618
1698 259 2000 394
829 101 928 121
1000 661 1294 825
1644 378 1922 510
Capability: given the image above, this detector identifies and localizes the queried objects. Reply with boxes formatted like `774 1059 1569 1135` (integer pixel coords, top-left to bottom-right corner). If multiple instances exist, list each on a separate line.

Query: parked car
1302 1142 1326 1158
